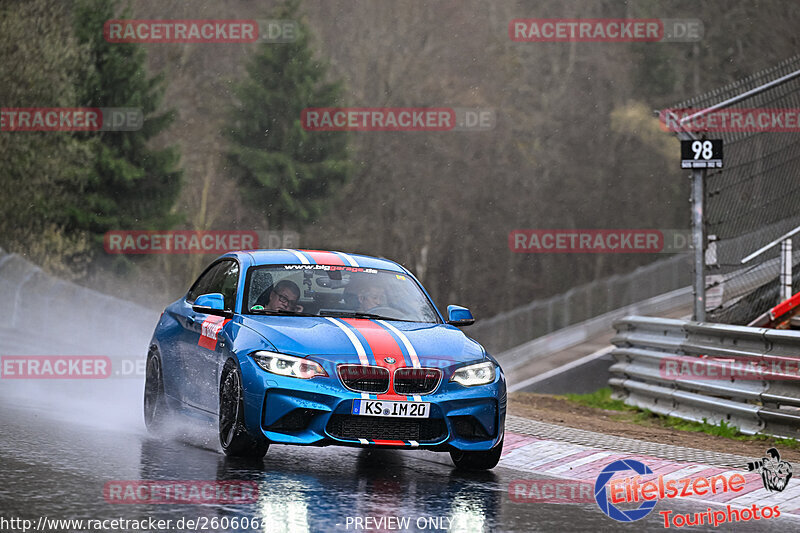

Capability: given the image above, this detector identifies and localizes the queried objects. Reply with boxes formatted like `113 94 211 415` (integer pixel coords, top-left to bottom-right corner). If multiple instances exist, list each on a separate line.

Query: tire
219 363 269 459
144 349 168 433
450 439 503 470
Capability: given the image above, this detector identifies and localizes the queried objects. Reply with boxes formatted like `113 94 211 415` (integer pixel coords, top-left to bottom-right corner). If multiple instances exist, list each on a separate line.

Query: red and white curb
501 432 800 515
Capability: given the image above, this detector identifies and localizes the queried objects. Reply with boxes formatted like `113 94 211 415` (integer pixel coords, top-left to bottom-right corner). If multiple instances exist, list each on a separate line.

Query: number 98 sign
681 139 723 169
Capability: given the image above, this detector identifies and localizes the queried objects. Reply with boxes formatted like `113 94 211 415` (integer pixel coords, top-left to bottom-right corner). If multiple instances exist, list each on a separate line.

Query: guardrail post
781 238 793 303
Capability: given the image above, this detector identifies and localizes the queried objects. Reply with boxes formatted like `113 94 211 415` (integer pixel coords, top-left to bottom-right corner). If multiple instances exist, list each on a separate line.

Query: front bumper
239 357 506 452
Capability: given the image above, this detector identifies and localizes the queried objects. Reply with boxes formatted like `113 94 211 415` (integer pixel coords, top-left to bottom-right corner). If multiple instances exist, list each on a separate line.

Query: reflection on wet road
0 383 505 533
0 382 796 532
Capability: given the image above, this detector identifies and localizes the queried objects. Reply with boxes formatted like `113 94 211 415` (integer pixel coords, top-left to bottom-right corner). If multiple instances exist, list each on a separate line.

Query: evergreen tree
226 0 349 227
0 0 96 275
71 0 182 237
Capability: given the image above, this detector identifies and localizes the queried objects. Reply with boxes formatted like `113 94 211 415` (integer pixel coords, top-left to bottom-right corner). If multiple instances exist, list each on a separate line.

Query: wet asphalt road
1 321 799 533
2 379 798 533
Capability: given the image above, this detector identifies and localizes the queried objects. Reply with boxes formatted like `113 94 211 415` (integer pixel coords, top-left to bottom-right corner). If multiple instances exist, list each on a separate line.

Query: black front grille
326 414 447 442
394 368 441 395
338 365 389 393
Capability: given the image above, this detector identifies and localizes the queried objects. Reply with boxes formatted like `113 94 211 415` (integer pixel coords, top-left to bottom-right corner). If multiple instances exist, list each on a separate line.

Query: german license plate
352 399 430 418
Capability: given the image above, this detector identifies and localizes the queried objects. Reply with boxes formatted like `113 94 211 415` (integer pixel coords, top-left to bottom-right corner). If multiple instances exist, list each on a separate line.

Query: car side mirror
447 305 475 327
192 293 233 318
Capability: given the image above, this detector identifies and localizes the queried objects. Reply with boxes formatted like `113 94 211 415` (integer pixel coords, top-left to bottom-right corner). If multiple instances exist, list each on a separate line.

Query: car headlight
251 351 327 379
450 361 496 387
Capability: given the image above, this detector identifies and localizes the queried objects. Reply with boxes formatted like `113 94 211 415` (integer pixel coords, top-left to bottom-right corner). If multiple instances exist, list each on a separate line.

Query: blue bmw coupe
144 249 506 469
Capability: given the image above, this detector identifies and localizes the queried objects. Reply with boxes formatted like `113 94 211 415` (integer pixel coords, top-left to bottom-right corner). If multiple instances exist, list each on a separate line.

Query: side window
217 262 240 311
187 261 235 304
246 268 274 311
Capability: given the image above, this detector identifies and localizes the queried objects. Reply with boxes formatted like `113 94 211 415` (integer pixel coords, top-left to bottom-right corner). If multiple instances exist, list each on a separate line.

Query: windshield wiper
319 310 412 321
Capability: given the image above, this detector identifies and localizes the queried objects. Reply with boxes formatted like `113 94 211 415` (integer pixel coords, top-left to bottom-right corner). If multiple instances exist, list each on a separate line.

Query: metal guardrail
610 315 800 439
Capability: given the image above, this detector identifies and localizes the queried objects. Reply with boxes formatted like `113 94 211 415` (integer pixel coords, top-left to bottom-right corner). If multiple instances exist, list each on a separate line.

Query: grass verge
563 387 800 450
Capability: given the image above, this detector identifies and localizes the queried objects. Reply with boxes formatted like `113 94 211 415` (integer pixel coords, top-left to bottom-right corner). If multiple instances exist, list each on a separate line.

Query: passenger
357 285 388 312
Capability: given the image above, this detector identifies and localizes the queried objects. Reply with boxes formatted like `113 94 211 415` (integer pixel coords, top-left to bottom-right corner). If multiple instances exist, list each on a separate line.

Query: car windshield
244 265 441 323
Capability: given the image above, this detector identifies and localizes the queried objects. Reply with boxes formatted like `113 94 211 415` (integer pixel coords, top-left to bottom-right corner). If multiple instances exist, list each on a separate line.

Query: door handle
187 315 196 325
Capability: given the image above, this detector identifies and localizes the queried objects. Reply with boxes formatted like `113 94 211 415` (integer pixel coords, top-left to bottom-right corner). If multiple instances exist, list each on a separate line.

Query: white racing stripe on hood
376 320 420 368
324 316 369 365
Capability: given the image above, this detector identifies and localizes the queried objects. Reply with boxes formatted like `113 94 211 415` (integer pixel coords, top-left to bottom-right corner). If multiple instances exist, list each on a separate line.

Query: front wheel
450 439 503 470
219 364 268 459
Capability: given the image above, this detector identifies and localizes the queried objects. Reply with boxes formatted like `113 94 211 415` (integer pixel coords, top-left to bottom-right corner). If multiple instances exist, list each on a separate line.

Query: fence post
781 238 793 302
691 168 707 321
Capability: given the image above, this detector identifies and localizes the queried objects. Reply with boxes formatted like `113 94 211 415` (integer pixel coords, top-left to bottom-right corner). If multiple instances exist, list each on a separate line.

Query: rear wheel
219 364 269 459
144 349 168 433
450 439 503 470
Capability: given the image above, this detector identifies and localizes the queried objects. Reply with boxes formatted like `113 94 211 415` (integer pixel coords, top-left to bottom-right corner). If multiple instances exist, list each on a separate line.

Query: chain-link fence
468 254 691 354
668 56 800 324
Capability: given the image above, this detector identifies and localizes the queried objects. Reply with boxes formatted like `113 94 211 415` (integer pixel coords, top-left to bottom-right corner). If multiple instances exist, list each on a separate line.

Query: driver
266 280 304 312
357 285 388 312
